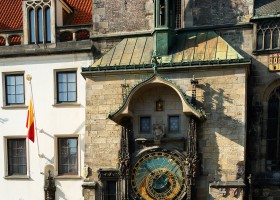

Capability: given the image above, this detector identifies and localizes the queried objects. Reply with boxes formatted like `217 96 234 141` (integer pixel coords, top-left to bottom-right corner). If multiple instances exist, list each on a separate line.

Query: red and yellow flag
26 98 35 142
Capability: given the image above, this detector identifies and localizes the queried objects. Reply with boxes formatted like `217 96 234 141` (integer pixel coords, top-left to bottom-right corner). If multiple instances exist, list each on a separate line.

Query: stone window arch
262 81 280 172
24 0 53 44
265 85 280 171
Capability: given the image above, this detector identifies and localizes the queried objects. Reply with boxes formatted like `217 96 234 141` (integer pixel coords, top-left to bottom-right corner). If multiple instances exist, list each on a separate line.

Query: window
26 1 51 44
266 86 280 171
168 115 180 132
5 74 25 105
58 137 78 175
56 71 77 103
175 0 182 28
140 116 151 133
155 0 182 28
7 139 27 176
98 169 119 200
255 19 280 51
104 181 117 200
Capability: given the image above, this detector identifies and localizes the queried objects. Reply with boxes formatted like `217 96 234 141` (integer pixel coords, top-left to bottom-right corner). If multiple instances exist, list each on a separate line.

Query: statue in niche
153 124 165 140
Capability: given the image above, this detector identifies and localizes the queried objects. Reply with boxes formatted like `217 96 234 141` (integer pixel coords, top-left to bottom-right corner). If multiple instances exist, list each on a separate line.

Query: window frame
26 2 51 44
98 169 120 200
104 180 118 200
24 0 53 44
2 72 25 107
139 116 152 134
54 135 80 177
54 69 78 104
265 86 280 172
253 19 280 54
4 137 29 179
168 115 180 133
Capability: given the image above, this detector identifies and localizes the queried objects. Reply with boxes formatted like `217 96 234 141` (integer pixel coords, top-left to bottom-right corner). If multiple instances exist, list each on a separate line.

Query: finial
26 74 32 82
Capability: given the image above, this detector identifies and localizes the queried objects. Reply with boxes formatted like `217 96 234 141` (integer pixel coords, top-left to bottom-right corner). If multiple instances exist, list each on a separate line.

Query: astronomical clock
131 148 189 200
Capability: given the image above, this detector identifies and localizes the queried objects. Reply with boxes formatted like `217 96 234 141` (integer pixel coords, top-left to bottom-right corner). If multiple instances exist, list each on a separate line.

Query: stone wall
92 0 153 34
84 65 247 199
190 0 253 26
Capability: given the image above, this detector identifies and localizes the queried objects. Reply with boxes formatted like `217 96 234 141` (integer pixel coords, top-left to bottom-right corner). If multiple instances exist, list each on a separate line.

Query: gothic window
266 86 280 171
26 0 51 44
255 19 280 51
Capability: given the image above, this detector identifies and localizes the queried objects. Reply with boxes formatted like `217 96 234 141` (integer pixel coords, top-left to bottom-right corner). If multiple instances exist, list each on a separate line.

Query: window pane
8 95 15 104
175 0 181 28
265 30 271 49
169 116 180 132
38 8 43 43
16 85 24 94
45 7 51 43
68 92 76 101
6 74 24 105
106 181 117 200
140 117 151 133
67 73 76 82
59 83 67 92
15 76 23 85
67 83 76 92
58 73 67 82
7 139 26 176
16 95 24 104
58 138 78 175
257 31 263 50
6 76 15 85
273 30 279 49
57 72 77 103
58 92 67 102
29 9 35 43
7 86 15 94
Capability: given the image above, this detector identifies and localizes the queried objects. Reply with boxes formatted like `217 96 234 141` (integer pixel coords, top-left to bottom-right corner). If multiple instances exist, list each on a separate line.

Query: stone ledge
209 180 246 188
82 181 97 189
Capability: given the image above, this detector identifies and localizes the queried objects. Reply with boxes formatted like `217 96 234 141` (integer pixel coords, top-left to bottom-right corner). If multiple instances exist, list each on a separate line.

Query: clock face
131 149 186 200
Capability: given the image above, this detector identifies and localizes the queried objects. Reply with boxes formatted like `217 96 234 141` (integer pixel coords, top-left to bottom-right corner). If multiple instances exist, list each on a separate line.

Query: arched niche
109 75 204 125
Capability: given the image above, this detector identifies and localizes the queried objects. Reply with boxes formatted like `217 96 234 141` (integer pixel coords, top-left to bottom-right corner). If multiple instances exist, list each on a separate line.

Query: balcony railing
0 24 92 46
0 30 23 46
57 24 92 42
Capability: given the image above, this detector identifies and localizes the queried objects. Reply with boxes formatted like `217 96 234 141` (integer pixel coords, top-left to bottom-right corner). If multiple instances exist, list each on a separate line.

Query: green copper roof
92 31 243 68
252 0 280 19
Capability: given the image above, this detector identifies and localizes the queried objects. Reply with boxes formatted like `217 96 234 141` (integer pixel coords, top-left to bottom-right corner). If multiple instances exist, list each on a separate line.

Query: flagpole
26 74 41 156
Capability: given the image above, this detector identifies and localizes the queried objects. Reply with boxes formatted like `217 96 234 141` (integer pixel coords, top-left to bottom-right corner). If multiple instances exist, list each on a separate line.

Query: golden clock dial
131 150 186 200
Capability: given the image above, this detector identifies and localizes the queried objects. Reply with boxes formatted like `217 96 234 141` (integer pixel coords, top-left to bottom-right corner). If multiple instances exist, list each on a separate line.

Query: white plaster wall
0 53 93 200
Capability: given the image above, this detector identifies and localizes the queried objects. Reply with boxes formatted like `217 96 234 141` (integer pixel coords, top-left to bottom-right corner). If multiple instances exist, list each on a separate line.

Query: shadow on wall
0 118 8 124
210 23 280 199
196 78 246 198
186 0 252 26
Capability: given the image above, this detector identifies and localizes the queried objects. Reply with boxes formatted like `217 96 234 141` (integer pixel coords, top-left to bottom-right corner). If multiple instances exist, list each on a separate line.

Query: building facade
2 0 280 200
82 0 251 200
0 0 93 199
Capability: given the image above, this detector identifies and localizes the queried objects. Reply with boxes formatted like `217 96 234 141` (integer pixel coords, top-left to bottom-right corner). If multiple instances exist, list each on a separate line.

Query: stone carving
185 118 199 200
44 170 56 200
153 124 165 140
118 125 130 178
